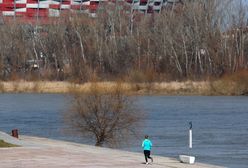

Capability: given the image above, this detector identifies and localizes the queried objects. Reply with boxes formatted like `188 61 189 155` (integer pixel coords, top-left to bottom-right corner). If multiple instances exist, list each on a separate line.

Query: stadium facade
0 0 181 19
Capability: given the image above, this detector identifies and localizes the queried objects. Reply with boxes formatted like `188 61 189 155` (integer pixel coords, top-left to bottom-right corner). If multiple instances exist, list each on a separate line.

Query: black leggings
144 150 152 162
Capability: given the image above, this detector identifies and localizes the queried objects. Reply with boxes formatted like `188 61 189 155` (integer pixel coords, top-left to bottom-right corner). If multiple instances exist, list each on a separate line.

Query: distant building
0 0 183 22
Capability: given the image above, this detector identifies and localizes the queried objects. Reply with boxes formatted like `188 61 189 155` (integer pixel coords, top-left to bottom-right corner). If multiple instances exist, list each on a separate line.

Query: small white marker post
179 122 195 164
189 121 192 149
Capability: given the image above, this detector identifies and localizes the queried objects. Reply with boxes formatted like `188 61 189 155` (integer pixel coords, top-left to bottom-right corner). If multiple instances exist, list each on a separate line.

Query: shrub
210 70 248 95
65 82 140 147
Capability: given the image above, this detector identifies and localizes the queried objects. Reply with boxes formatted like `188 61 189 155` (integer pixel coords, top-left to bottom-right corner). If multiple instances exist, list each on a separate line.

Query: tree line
0 0 247 82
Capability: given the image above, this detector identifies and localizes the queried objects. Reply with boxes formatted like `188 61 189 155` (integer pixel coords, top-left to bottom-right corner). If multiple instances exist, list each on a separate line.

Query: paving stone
0 131 224 168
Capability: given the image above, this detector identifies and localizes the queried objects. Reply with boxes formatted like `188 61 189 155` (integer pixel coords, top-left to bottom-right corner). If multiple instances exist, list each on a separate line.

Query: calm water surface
0 94 247 168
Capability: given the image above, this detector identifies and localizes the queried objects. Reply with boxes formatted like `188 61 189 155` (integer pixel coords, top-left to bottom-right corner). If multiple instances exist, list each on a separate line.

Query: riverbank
0 80 247 95
0 131 223 168
0 80 213 95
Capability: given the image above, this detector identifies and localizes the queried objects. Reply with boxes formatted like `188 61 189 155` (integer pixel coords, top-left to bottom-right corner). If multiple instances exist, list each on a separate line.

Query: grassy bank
0 79 247 96
0 139 18 147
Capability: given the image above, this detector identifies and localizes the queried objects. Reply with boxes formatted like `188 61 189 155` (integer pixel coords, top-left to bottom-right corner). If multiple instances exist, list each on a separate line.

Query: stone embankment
0 131 224 168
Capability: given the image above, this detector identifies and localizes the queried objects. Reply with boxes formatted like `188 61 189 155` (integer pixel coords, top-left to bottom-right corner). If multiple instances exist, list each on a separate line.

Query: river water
0 94 247 168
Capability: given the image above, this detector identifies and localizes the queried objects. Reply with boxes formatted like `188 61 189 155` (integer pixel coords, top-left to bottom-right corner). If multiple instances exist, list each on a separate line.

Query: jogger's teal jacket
142 139 152 151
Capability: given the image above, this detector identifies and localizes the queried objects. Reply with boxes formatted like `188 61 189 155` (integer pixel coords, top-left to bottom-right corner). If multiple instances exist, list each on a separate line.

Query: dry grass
0 80 211 95
1 81 71 93
151 81 211 95
32 82 41 92
0 140 18 147
96 81 212 95
0 79 246 95
0 82 4 93
210 70 248 95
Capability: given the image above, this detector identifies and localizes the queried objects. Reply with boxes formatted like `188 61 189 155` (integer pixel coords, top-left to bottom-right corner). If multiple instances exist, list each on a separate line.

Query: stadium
0 0 181 20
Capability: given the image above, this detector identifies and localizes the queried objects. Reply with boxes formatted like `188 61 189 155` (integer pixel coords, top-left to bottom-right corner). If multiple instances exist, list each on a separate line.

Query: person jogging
142 135 153 164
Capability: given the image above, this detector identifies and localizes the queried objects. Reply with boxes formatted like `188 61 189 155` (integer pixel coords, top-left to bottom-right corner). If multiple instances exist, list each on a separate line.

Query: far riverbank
0 80 247 95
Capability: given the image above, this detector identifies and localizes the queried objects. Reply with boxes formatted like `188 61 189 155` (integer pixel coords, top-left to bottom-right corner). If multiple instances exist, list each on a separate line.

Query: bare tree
65 82 140 146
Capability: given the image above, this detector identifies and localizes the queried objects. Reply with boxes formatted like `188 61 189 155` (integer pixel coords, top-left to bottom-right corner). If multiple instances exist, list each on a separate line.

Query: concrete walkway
0 131 224 168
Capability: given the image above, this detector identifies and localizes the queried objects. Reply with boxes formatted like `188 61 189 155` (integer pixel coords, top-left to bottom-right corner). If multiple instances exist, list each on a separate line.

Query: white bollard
179 122 195 164
189 129 192 149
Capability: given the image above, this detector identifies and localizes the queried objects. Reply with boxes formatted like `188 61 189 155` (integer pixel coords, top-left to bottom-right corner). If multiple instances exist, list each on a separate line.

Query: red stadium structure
0 0 182 23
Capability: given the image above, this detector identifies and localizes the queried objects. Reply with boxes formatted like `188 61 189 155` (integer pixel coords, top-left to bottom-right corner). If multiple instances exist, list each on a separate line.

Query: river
0 93 247 168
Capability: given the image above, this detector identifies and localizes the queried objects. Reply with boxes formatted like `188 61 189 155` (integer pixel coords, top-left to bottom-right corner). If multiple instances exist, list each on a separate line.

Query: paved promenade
0 131 224 168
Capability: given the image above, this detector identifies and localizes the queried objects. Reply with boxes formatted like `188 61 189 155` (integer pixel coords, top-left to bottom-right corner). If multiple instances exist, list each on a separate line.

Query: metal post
11 129 19 138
